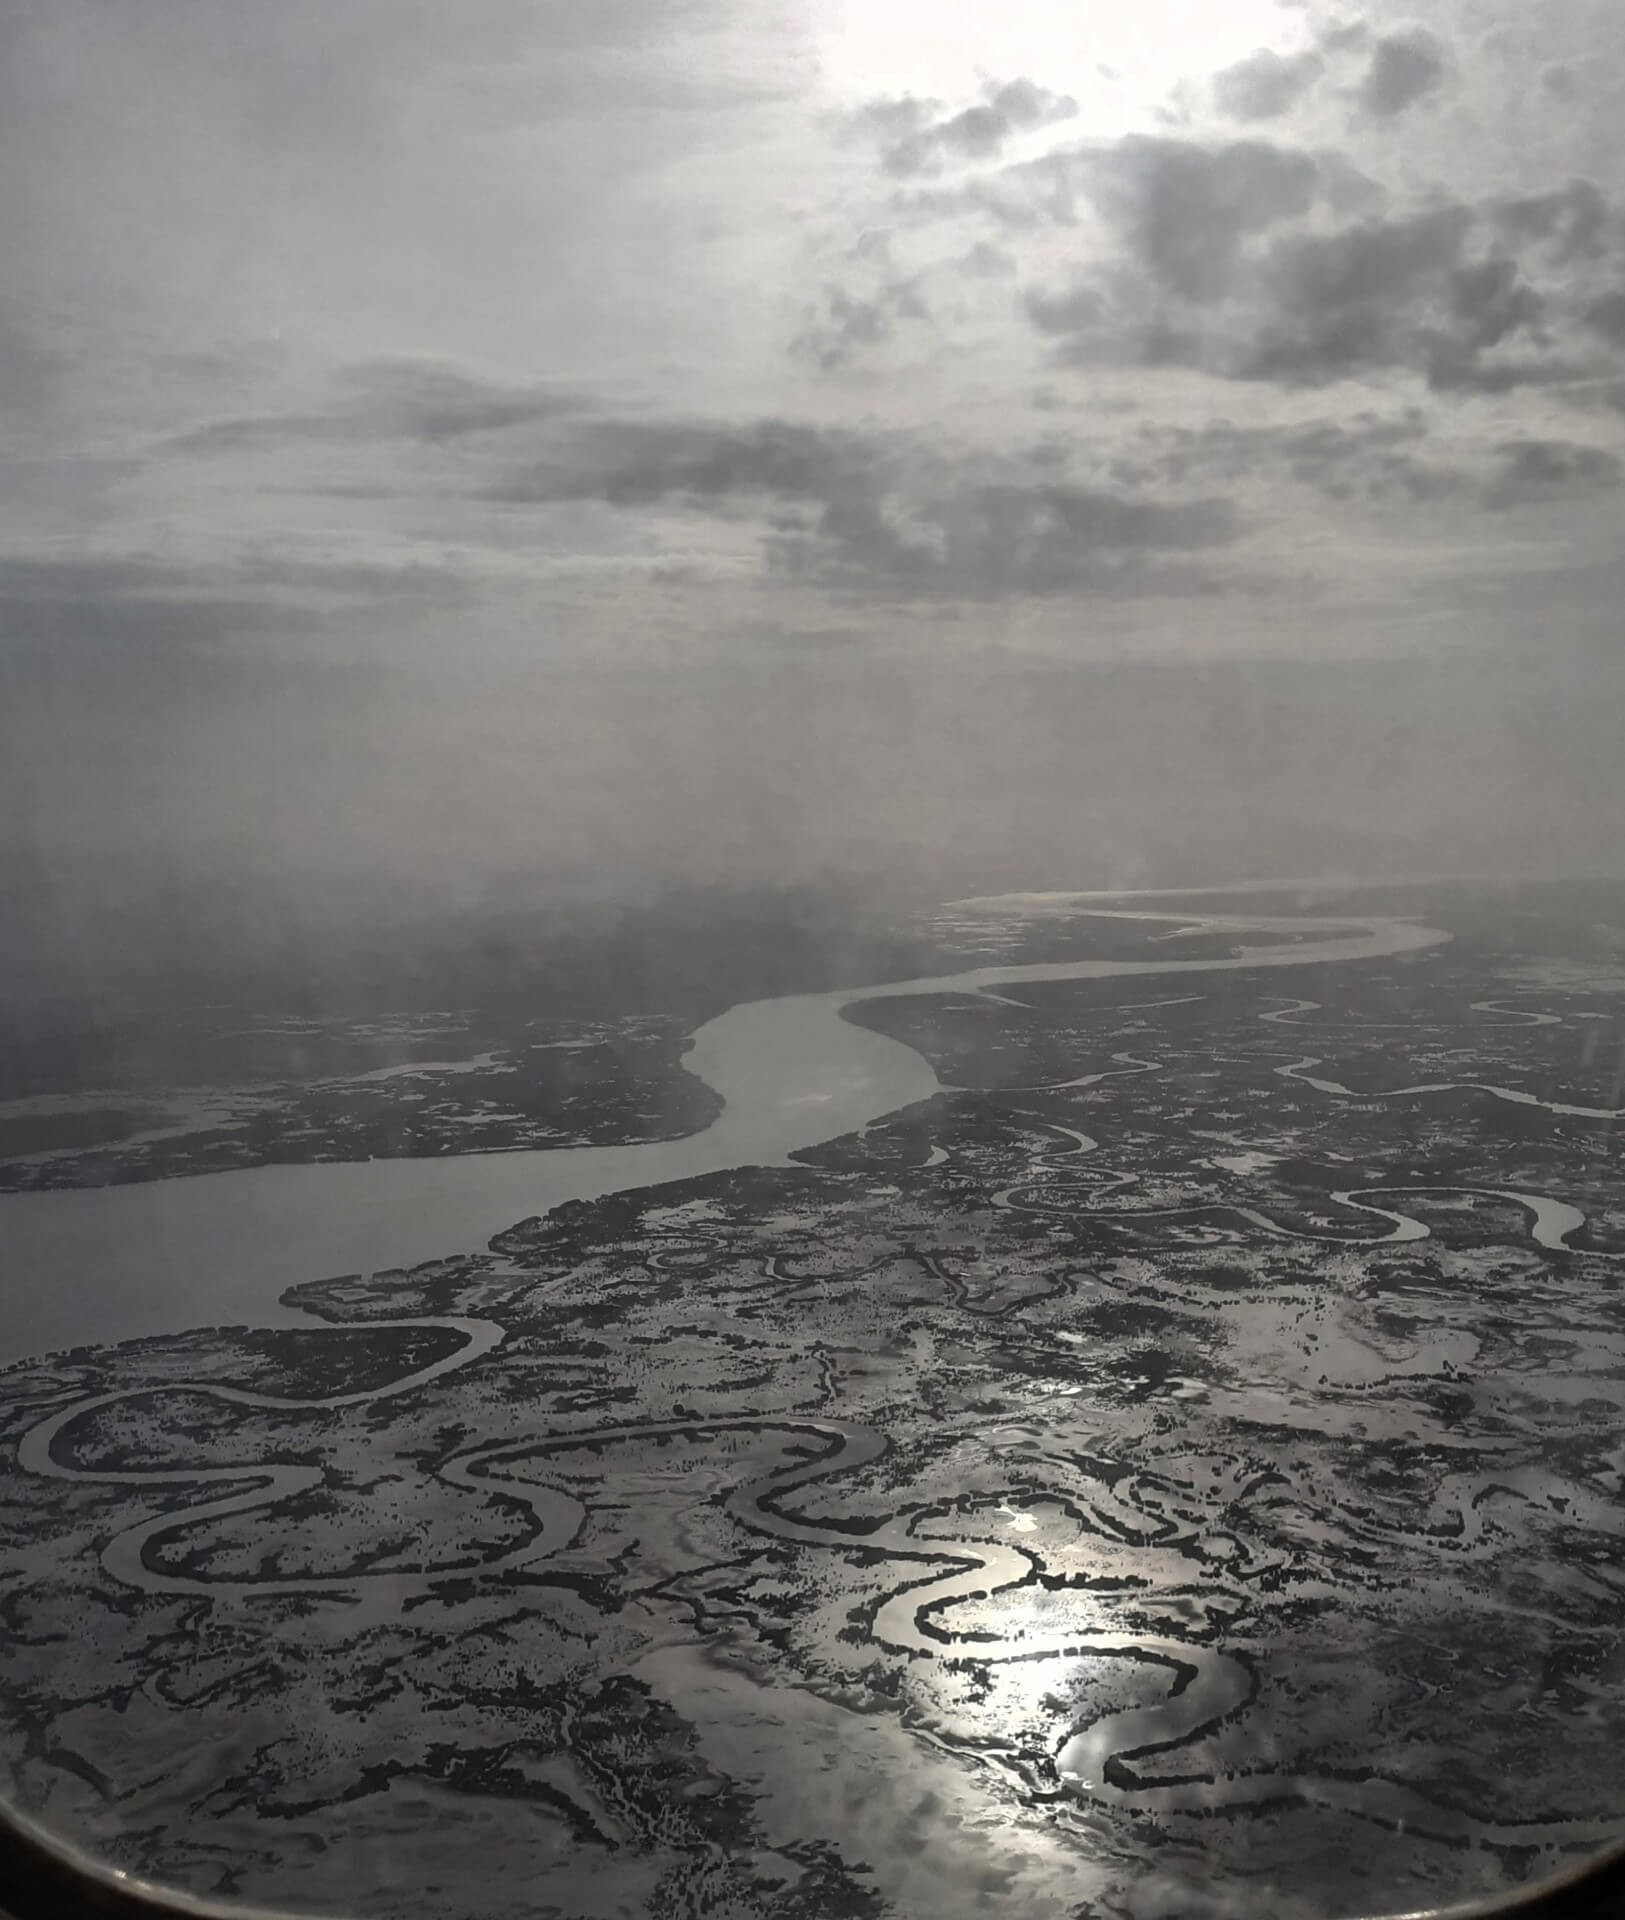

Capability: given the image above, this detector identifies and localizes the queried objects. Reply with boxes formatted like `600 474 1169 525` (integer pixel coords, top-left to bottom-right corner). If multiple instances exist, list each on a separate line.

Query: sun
815 0 1308 134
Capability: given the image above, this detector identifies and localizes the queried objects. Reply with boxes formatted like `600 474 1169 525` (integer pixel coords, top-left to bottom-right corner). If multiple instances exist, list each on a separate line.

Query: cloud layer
5 0 1625 895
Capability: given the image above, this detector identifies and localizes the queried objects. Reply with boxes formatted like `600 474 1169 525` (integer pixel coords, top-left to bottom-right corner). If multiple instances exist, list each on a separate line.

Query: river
0 909 1447 1367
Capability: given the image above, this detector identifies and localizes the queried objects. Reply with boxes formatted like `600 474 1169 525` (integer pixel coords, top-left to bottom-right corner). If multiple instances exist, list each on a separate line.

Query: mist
4 0 1625 988
7 636 1624 976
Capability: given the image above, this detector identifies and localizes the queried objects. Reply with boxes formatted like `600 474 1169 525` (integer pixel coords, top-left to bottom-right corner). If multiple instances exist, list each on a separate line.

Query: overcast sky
4 0 1624 913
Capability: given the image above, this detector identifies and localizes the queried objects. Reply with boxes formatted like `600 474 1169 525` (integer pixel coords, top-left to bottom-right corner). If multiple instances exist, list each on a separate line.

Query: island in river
0 879 1623 1920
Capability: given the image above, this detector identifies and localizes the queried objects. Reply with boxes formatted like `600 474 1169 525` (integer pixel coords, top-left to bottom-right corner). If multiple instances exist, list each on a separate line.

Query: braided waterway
10 896 1625 1913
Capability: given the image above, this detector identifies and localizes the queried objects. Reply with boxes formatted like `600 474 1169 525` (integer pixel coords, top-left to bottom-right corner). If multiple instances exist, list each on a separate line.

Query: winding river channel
0 909 1450 1365
15 898 1625 1869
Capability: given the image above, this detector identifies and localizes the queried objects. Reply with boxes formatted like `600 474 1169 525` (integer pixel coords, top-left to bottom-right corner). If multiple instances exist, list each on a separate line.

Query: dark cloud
1481 438 1622 509
1245 205 1474 382
897 174 1057 234
1358 26 1448 117
337 361 583 441
1137 409 1586 517
487 418 870 508
169 361 579 455
1212 49 1325 121
934 480 1235 573
976 78 1078 143
1064 404 1623 524
1023 141 1625 396
959 241 1017 278
1021 137 1325 372
1583 288 1625 344
1025 284 1107 342
1244 203 1616 391
776 477 1238 598
791 279 930 371
1126 409 1458 502
1493 179 1608 260
489 415 1239 598
854 95 936 146
858 77 1077 178
1001 136 1321 318
1317 19 1372 57
1090 138 1319 300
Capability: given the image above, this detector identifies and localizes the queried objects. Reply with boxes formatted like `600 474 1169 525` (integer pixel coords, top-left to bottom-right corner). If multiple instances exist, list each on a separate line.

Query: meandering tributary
12 900 1625 1852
